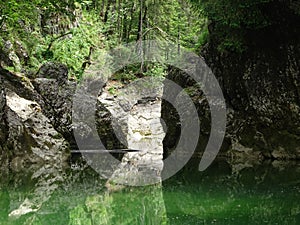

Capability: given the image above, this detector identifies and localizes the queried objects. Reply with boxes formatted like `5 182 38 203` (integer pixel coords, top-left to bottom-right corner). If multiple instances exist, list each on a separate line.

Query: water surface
0 159 299 224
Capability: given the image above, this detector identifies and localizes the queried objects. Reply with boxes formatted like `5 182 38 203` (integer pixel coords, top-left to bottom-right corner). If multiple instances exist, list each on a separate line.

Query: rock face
203 7 300 160
0 66 70 168
0 41 23 71
163 2 300 161
1 61 166 184
33 77 77 148
0 76 8 156
99 78 165 186
36 62 68 84
6 91 69 164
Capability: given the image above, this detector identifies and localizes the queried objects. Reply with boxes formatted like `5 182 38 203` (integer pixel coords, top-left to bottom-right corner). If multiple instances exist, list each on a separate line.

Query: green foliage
144 63 167 77
110 62 166 86
69 205 92 225
50 10 103 79
108 86 118 95
1 0 206 81
113 71 138 83
196 25 209 49
190 0 273 52
147 0 205 50
1 0 79 72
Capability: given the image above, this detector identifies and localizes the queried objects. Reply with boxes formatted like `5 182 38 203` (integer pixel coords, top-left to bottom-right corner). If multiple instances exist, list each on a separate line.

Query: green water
0 159 299 225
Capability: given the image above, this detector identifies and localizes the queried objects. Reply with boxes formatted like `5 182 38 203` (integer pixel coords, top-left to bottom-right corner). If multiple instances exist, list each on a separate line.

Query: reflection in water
0 159 299 224
163 159 300 225
9 165 66 217
0 159 167 225
68 186 167 225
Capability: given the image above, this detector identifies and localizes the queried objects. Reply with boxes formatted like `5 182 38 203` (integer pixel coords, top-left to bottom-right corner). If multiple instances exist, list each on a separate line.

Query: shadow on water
162 159 300 225
0 156 300 225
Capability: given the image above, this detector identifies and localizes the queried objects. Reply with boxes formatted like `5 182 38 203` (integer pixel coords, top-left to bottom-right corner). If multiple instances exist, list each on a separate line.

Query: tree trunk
136 0 147 72
177 0 182 55
126 1 135 43
117 0 122 43
104 0 111 23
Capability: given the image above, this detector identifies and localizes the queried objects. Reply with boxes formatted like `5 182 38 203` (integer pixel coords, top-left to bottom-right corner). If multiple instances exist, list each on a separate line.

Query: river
0 157 299 225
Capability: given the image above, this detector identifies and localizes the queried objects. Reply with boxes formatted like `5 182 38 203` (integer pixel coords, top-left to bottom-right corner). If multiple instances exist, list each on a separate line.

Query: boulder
5 91 69 167
99 78 165 186
33 78 77 147
36 62 68 84
0 67 70 167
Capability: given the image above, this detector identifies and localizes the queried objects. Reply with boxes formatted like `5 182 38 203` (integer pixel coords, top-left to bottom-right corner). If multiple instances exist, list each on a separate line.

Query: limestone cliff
163 1 300 161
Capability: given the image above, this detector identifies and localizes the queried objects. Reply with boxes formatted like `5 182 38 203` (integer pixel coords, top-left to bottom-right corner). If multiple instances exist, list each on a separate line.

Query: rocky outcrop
6 91 69 165
1 61 166 185
33 62 77 148
0 41 22 71
36 62 69 84
203 8 300 160
163 2 300 161
99 78 165 186
33 78 76 146
0 76 8 156
0 67 70 168
164 56 300 161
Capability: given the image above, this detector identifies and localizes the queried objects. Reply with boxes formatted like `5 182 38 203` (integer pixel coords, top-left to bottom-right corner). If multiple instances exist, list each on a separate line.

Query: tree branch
46 31 73 52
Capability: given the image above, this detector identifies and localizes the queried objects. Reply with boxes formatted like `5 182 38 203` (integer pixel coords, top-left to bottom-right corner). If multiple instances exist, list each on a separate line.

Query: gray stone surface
33 78 77 147
36 62 68 84
6 91 69 165
163 40 300 161
0 76 7 155
0 67 70 168
100 78 165 186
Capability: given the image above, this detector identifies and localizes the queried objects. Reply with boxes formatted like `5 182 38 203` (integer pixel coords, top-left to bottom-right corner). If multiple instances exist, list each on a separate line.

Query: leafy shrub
50 10 104 80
